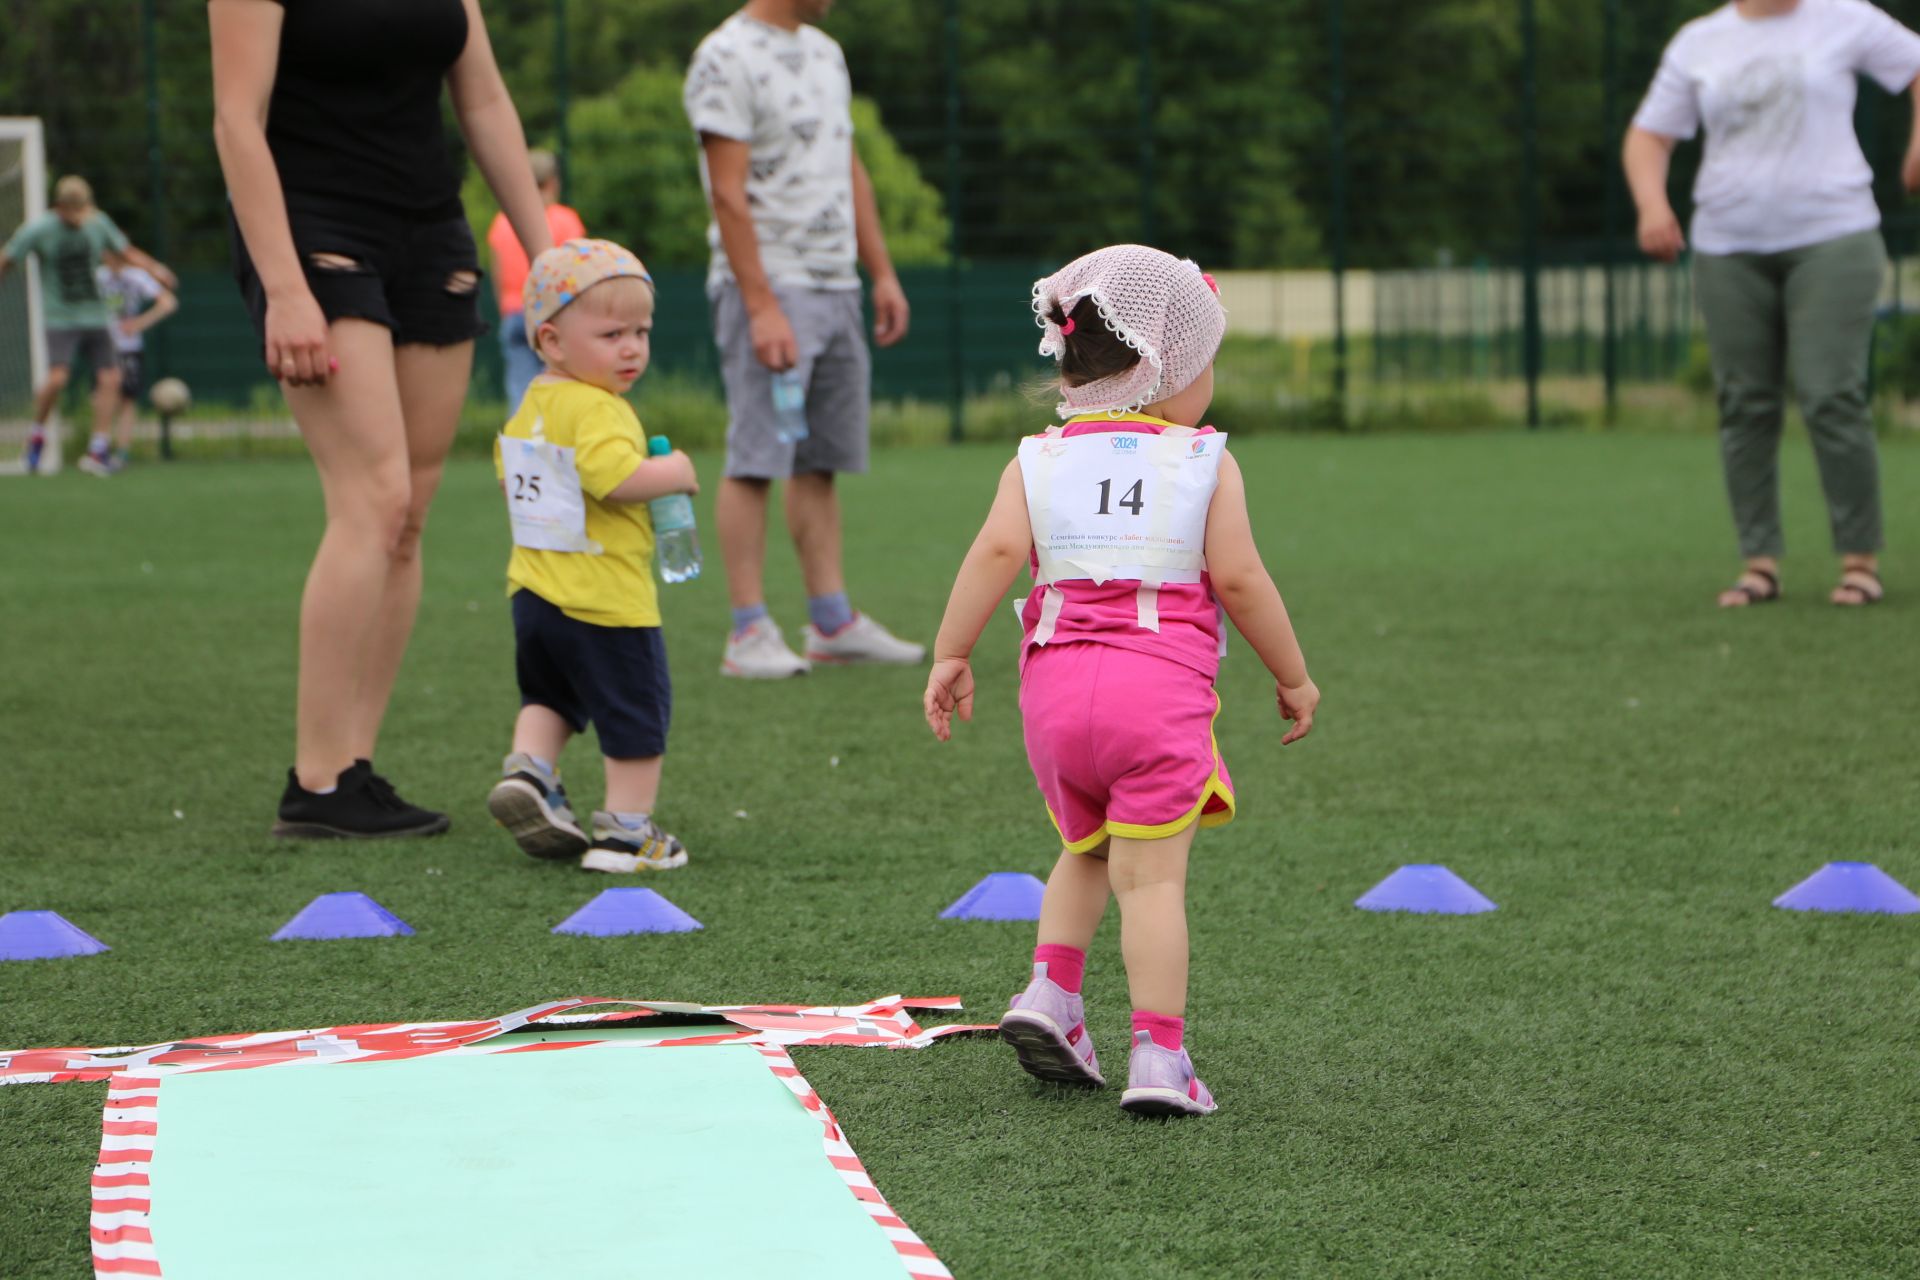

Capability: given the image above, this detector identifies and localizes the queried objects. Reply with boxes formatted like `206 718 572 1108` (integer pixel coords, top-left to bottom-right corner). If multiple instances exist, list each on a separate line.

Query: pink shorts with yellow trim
1019 642 1235 854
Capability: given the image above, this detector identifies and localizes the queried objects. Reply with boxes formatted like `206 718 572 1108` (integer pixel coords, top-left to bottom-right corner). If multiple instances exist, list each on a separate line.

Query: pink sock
1032 943 1086 994
1132 1010 1184 1052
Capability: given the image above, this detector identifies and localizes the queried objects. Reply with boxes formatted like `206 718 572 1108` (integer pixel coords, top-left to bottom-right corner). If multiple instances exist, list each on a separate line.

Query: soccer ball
149 377 191 416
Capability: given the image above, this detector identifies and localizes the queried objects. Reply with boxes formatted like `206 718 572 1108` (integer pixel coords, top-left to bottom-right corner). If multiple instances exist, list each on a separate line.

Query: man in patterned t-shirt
685 0 925 680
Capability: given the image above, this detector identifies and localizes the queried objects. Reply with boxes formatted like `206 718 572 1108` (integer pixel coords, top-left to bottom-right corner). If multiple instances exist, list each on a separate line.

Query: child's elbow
984 536 1030 568
1208 563 1266 602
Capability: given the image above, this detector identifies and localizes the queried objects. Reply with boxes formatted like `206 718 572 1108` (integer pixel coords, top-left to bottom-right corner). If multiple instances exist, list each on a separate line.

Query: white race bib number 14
1018 429 1225 585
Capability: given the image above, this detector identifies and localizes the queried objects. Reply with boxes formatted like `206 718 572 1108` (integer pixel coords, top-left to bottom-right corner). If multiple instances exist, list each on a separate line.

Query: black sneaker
358 760 452 836
271 761 449 839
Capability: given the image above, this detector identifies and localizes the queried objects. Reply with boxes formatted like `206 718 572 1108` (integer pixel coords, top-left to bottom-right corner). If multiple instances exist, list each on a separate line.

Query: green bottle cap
647 434 671 457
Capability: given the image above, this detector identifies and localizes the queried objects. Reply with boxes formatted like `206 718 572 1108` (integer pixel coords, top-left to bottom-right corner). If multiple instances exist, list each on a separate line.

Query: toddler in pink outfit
924 244 1320 1118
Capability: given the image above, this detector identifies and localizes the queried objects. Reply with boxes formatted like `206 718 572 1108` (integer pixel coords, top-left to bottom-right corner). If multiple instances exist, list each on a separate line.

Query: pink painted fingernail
328 358 340 372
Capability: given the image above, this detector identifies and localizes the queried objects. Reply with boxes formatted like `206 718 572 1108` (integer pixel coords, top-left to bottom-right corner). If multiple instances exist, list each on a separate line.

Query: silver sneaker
999 966 1105 1087
803 614 926 666
1119 1031 1218 1117
486 753 588 860
722 617 812 679
580 810 689 873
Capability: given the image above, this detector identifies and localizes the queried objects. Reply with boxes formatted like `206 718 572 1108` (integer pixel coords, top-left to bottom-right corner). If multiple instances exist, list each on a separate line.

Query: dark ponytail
1051 297 1141 387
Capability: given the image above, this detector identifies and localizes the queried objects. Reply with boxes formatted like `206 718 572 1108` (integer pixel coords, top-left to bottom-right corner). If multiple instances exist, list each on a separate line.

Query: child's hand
1277 677 1319 745
658 450 699 496
923 658 975 742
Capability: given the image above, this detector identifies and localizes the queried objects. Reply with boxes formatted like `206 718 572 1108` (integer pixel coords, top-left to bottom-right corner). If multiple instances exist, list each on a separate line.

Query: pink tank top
1018 416 1222 679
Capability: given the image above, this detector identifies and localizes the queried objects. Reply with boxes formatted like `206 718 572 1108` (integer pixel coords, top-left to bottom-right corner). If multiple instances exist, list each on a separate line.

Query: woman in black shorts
211 0 554 837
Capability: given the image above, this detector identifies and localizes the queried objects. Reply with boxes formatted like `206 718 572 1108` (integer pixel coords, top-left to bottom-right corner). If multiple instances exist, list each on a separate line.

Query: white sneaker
803 614 927 666
77 453 113 478
580 810 688 873
721 617 812 679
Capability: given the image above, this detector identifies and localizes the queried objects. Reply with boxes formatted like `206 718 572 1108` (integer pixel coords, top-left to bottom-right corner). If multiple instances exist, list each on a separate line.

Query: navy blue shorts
512 591 671 759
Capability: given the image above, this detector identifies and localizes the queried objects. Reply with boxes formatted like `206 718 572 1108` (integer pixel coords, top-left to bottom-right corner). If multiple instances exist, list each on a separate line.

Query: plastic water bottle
771 368 809 444
646 434 701 584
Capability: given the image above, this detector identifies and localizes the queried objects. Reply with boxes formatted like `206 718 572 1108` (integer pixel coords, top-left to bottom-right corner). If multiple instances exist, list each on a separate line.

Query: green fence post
142 0 167 412
553 0 570 181
1327 0 1349 420
1602 0 1621 423
142 0 172 455
1520 0 1542 429
141 0 165 267
943 0 964 443
1137 0 1156 245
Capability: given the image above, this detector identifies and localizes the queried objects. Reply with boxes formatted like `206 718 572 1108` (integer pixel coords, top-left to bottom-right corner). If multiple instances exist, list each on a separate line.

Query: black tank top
266 0 470 220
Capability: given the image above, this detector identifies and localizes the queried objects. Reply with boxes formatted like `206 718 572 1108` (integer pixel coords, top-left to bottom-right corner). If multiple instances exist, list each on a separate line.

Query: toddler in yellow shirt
486 239 699 872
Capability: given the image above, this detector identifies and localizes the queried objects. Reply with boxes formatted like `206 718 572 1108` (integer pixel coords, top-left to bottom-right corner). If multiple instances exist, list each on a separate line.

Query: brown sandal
1831 568 1883 607
1718 566 1780 608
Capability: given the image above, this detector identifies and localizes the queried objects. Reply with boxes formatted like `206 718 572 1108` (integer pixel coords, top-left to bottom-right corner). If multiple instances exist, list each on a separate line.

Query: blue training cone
1773 861 1920 915
0 910 110 961
1355 864 1497 915
271 891 414 940
941 872 1046 921
553 887 702 936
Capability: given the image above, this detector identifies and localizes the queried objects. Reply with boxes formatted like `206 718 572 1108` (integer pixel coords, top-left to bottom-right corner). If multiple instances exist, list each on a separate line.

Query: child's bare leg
603 756 663 815
489 704 587 860
1036 842 1111 952
1107 826 1197 1016
88 366 122 457
1109 824 1216 1115
1002 840 1112 1086
113 393 137 453
510 704 572 766
31 365 69 424
581 756 686 873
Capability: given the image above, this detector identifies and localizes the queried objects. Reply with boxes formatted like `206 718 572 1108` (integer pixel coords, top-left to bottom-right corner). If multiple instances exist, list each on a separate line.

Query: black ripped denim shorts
231 197 487 351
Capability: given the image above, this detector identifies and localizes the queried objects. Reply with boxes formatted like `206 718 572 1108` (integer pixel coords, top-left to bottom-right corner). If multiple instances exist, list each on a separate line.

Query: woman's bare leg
350 339 473 761
281 320 411 790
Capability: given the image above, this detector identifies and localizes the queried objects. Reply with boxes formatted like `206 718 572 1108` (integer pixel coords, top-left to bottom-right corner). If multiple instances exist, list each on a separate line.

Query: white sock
611 810 651 830
89 432 110 456
309 784 338 796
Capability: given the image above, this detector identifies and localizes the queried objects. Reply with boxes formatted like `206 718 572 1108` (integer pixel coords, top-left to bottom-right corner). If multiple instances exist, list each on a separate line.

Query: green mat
141 1045 916 1277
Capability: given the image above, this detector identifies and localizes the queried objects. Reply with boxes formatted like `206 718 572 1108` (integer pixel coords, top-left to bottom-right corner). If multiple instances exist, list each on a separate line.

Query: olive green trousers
1692 228 1885 558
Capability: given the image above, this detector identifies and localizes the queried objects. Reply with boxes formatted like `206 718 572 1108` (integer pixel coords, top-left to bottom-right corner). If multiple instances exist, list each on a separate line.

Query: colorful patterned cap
524 238 654 341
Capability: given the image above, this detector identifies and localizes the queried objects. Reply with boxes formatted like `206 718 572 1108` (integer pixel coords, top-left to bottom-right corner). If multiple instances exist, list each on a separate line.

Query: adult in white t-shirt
684 0 925 680
93 262 178 473
1625 0 1920 608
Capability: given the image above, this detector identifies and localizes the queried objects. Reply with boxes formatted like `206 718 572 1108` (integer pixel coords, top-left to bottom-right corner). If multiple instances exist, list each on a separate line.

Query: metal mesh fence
8 0 1920 436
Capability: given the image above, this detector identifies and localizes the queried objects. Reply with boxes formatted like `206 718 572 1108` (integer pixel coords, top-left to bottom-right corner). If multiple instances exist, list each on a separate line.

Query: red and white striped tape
90 1074 161 1277
753 1045 952 1279
6 994 992 1087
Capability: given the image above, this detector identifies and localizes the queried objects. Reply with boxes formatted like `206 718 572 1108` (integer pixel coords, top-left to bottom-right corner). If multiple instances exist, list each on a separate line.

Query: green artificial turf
3 431 1918 1278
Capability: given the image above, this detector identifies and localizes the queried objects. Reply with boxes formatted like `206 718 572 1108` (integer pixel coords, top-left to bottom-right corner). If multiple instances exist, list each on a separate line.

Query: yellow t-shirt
494 377 660 627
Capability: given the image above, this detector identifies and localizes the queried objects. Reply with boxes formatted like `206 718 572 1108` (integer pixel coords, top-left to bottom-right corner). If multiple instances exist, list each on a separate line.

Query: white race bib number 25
499 431 599 554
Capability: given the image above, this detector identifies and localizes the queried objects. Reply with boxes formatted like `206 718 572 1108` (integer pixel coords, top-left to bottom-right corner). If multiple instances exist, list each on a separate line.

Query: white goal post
0 116 52 475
